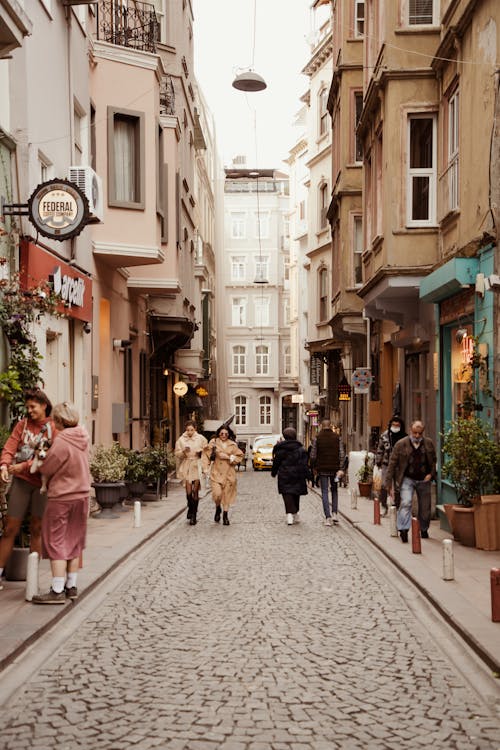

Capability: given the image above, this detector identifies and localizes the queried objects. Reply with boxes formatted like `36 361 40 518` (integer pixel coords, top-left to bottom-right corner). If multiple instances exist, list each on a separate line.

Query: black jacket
271 439 309 496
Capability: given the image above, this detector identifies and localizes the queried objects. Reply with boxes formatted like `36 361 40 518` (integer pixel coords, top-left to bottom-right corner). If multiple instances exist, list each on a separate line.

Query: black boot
186 496 193 521
190 500 198 525
400 529 409 543
223 511 230 526
214 505 221 523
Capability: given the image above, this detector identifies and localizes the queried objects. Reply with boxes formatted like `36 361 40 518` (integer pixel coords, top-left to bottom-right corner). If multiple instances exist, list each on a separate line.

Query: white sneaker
324 518 332 526
293 513 300 523
332 513 339 525
287 513 294 525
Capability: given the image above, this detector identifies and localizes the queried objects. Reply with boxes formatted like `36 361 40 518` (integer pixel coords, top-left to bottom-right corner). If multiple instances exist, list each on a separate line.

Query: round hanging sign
351 368 374 390
173 381 188 397
28 179 89 241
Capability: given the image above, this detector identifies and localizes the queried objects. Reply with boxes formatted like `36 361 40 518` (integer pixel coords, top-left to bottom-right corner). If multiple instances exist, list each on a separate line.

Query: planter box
440 504 476 547
358 481 372 498
474 495 500 551
5 547 29 581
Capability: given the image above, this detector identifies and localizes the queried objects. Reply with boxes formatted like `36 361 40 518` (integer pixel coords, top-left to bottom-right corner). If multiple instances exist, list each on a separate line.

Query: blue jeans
319 475 338 518
398 477 432 532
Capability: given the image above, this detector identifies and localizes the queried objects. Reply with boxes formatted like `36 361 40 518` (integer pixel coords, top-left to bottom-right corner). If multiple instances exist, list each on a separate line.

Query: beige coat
204 437 244 509
175 431 208 484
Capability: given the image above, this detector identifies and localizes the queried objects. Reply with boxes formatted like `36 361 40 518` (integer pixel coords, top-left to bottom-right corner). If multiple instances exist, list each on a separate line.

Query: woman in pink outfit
32 402 90 605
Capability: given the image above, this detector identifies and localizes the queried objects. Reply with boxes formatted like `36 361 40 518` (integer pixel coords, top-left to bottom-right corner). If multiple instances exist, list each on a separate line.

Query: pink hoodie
40 425 91 502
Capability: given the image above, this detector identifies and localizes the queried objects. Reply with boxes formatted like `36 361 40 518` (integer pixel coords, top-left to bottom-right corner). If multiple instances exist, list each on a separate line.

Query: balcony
97 0 160 54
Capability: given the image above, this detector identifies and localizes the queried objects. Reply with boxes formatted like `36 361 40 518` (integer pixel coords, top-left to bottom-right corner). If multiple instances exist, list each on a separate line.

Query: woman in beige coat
205 424 244 525
175 420 208 525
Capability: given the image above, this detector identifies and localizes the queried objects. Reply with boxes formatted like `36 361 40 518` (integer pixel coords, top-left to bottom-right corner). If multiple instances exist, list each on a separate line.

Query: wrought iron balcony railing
97 0 160 54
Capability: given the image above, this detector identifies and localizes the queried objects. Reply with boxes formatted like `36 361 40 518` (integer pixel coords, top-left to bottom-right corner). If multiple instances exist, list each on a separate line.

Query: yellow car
251 435 281 471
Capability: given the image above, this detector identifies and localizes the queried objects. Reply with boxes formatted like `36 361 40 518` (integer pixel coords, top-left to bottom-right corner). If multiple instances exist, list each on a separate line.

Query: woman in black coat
271 427 310 525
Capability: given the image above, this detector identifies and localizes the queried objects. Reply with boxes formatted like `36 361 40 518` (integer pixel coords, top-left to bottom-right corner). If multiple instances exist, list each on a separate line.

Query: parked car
251 434 282 471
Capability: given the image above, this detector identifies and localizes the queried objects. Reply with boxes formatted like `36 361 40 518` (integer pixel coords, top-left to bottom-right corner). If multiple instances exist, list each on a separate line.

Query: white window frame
231 297 247 326
256 344 270 375
254 256 269 283
232 345 246 375
231 255 246 282
353 215 363 286
319 182 329 229
254 211 270 239
406 114 437 227
234 395 247 426
231 211 246 239
284 345 291 376
354 0 365 36
319 267 329 321
447 89 459 212
259 395 272 425
408 0 438 26
319 87 329 136
255 296 270 327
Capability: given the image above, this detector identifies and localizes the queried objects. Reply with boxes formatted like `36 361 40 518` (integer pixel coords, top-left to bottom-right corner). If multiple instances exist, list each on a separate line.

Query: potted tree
441 416 500 548
90 443 128 517
124 449 150 502
356 452 374 498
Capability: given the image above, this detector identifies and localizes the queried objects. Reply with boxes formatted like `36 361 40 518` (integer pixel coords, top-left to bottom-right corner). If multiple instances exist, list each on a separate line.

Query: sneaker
32 588 66 605
293 513 300 523
65 586 78 600
332 513 339 525
286 513 294 525
324 518 332 526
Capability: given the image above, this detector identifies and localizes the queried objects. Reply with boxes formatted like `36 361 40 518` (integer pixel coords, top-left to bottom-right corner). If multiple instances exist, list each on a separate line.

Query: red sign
20 240 92 322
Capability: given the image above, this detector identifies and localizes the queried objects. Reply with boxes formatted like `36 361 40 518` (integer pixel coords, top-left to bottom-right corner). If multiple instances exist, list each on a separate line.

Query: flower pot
358 481 372 498
452 506 476 547
5 546 29 581
93 482 124 518
126 481 147 500
474 495 500 551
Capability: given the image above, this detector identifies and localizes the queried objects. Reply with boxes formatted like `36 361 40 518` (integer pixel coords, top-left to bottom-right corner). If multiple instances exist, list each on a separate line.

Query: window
38 151 52 183
73 103 85 166
319 183 329 229
254 256 269 283
283 298 290 326
259 396 271 425
409 0 435 25
254 211 270 238
319 88 329 136
255 296 270 327
151 0 166 42
232 345 246 375
234 395 247 426
231 256 246 281
299 200 306 221
354 92 363 163
284 345 291 376
108 107 145 209
353 216 363 286
447 89 459 212
256 345 269 375
407 115 436 225
319 267 328 321
231 212 246 238
354 0 365 36
231 297 246 326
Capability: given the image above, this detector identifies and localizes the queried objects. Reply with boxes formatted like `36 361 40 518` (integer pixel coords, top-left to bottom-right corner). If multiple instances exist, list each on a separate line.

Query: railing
97 0 160 54
160 75 175 116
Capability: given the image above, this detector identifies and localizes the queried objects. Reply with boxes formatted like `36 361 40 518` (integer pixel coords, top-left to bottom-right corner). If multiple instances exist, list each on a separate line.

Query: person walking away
204 424 243 526
271 427 309 525
32 402 90 603
310 419 346 526
374 415 407 516
0 388 55 589
175 420 208 526
384 420 437 542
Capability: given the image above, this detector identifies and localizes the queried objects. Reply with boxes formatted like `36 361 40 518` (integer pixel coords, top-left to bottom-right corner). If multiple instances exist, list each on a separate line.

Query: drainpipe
363 311 371 447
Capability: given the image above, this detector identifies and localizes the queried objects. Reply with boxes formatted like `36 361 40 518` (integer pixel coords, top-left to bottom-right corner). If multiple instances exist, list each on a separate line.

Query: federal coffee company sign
28 179 89 240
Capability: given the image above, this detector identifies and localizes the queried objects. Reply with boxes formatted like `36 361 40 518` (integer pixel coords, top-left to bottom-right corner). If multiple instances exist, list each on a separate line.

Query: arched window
232 345 246 375
256 345 269 375
234 395 247 426
259 396 271 425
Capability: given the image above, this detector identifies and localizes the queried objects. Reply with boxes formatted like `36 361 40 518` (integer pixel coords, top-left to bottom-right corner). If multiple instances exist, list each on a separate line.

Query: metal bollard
350 488 358 510
411 517 421 554
389 505 398 536
442 539 454 580
25 551 39 602
491 568 500 622
134 500 141 528
373 497 381 525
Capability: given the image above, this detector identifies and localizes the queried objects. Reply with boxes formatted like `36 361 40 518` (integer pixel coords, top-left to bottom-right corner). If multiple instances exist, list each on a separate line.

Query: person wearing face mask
384 420 437 542
204 424 244 526
374 415 407 516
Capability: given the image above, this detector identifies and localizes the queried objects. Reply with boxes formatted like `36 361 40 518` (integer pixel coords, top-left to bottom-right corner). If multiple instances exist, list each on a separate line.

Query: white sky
192 1 325 171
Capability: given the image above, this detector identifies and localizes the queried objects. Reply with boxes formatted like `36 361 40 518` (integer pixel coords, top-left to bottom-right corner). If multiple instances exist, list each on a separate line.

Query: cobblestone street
2 470 500 750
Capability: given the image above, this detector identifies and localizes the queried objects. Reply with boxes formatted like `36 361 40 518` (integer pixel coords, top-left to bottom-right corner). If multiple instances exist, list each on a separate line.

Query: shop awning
420 257 478 303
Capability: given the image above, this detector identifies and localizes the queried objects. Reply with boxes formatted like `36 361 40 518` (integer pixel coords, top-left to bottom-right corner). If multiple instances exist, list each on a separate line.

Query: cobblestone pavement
2 471 500 750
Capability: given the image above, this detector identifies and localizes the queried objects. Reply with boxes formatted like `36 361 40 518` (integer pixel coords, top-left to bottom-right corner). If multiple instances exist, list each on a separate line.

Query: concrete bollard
134 500 141 528
491 568 500 622
25 551 39 601
350 488 358 510
389 505 398 536
442 539 454 580
411 517 421 554
373 498 381 525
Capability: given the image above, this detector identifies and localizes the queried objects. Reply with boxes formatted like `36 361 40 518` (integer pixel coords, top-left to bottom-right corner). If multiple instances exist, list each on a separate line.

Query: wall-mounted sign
352 368 373 394
173 381 188 397
28 179 89 240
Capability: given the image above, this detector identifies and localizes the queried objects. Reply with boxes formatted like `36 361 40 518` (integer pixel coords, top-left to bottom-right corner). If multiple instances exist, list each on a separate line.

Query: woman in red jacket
0 388 54 586
32 402 90 604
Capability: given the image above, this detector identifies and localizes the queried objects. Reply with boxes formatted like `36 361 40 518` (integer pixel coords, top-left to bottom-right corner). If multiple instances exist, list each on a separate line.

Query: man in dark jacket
271 428 309 525
310 419 346 526
384 420 437 542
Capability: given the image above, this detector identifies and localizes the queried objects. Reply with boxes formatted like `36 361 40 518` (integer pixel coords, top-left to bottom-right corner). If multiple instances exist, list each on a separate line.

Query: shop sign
28 179 89 240
173 381 188 397
352 368 373 394
20 240 92 322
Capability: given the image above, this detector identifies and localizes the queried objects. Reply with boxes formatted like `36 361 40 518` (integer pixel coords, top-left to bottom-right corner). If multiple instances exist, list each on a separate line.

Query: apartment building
222 162 294 444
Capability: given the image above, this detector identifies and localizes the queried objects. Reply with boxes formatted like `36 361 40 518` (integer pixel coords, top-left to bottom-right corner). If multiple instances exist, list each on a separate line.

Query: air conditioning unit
68 166 103 223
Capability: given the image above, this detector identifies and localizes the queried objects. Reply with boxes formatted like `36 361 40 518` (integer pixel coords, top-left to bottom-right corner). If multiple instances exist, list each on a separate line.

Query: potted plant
124 449 150 501
139 445 175 500
441 416 500 548
90 442 128 517
356 451 374 498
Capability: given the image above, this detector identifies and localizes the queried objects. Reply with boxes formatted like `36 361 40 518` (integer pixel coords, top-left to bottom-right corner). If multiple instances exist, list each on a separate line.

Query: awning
420 257 478 303
149 314 195 356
